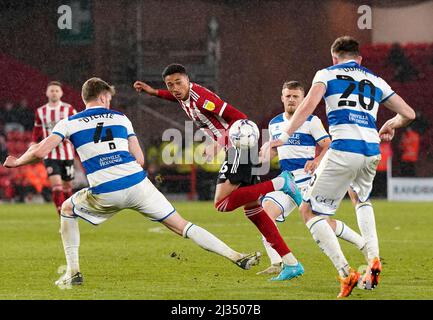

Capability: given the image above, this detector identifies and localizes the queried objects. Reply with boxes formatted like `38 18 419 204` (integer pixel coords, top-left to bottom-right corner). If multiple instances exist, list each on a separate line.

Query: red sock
245 205 291 257
51 184 65 216
215 181 274 212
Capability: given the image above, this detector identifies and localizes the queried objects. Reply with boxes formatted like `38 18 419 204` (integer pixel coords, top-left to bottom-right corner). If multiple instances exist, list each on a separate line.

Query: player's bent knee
299 202 315 223
299 202 309 215
348 188 359 205
61 200 74 217
356 200 372 210
262 200 281 221
214 198 231 212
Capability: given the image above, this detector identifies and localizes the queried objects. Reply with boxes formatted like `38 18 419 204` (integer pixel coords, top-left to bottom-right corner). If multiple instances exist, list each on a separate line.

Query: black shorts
216 147 260 186
43 159 75 182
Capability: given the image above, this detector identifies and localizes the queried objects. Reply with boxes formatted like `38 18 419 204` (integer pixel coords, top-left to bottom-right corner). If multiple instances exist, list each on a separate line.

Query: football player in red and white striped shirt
32 81 77 215
133 64 303 280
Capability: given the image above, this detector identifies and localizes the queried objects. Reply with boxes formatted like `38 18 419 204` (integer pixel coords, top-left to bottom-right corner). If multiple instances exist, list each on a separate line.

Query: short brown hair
282 80 305 95
47 81 62 89
331 36 360 58
81 77 115 103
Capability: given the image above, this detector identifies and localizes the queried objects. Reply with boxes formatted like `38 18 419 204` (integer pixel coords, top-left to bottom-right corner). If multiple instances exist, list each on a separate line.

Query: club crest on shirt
203 100 215 111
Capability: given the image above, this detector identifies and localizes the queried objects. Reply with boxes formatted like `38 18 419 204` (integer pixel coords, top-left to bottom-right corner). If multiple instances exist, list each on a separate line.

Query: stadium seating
362 43 433 108
362 43 433 176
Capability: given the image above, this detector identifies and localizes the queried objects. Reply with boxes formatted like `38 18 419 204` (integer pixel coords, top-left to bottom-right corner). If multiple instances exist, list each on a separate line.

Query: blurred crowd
0 100 40 202
0 99 34 133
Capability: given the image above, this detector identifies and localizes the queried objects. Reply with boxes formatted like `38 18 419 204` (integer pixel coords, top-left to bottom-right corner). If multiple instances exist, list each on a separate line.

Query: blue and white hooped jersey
269 113 329 184
312 60 395 156
52 106 146 194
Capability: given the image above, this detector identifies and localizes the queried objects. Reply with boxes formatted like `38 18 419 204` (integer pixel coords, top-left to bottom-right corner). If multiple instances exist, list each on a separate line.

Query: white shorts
303 149 380 216
70 177 176 225
261 180 310 222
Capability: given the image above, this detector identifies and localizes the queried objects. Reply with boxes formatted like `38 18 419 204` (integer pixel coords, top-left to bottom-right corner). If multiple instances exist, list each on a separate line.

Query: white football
228 119 260 149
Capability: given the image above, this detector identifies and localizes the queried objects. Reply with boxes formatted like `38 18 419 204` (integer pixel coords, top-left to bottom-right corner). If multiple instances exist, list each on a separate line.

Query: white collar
337 59 357 65
85 105 107 110
283 112 292 122
47 101 62 108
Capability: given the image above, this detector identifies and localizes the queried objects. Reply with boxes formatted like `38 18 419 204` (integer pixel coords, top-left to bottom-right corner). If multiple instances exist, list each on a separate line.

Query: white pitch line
148 227 166 234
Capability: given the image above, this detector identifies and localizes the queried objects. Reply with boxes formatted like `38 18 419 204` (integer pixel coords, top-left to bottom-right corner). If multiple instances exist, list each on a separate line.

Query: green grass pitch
0 200 432 300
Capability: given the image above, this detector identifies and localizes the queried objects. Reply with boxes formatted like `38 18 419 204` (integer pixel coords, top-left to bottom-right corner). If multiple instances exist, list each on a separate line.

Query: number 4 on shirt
93 122 116 150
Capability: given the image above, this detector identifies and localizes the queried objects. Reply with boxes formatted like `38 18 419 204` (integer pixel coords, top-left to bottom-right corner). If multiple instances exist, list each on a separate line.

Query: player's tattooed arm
3 135 62 168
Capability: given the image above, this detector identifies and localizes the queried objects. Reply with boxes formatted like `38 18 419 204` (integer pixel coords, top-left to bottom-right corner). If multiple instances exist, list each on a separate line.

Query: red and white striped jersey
32 101 77 160
157 82 247 144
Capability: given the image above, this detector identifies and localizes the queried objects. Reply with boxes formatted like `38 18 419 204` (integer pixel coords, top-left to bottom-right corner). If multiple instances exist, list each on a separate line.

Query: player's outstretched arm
133 80 177 102
128 136 145 167
379 94 416 141
133 81 158 96
259 140 278 164
3 134 62 168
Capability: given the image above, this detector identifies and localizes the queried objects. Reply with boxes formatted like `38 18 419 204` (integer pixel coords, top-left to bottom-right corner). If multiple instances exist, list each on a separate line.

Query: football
228 119 260 149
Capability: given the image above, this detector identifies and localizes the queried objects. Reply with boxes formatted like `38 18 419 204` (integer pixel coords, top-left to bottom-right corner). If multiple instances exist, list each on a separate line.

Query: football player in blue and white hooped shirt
263 37 416 298
3 78 260 287
257 81 367 276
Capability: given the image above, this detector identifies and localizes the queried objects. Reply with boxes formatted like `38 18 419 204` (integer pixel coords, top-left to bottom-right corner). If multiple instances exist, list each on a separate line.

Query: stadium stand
362 43 433 177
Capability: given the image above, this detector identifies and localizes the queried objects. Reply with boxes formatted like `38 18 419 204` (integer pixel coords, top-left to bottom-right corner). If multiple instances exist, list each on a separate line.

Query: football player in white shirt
257 81 367 276
3 78 260 287
263 37 415 298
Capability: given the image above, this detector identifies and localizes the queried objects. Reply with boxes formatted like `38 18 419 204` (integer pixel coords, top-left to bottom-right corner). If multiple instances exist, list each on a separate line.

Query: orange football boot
337 268 361 298
361 257 382 290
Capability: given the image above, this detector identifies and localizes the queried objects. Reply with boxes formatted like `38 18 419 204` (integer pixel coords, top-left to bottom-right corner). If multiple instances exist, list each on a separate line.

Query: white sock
334 220 366 250
261 235 282 265
334 220 368 263
183 222 243 262
271 176 285 190
60 215 80 275
307 216 350 277
281 252 298 266
356 202 379 261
